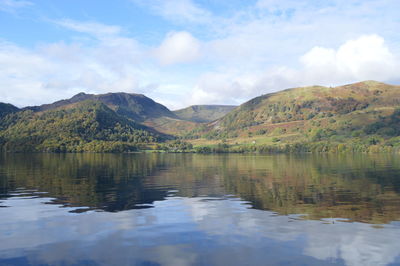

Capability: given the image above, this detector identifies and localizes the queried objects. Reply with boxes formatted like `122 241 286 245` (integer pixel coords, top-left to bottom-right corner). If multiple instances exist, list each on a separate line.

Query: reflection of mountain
1 153 400 223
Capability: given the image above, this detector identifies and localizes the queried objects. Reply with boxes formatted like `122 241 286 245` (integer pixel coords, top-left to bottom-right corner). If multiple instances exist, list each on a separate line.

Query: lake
0 153 400 266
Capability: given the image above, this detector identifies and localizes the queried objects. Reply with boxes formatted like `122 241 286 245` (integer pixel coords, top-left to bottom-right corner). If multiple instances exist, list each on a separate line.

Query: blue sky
1 0 400 109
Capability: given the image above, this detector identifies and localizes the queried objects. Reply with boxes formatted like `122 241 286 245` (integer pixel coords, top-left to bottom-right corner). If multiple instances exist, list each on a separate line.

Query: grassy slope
186 81 400 150
143 116 198 136
173 105 237 123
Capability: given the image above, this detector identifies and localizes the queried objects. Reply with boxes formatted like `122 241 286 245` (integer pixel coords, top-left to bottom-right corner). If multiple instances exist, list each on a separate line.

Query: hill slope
0 100 162 152
173 105 237 123
0 103 19 118
216 81 399 130
187 81 400 152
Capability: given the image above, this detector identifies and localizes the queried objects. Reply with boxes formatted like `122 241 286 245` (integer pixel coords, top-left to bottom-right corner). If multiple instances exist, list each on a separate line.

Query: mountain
0 100 162 152
24 92 199 136
26 92 177 122
0 103 19 118
186 81 400 152
173 105 237 123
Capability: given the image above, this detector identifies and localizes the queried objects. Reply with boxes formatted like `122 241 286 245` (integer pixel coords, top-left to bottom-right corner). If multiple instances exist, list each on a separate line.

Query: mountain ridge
1 80 400 153
25 92 177 122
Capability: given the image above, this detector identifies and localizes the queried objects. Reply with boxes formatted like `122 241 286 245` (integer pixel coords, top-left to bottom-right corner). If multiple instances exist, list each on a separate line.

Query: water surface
1 153 400 265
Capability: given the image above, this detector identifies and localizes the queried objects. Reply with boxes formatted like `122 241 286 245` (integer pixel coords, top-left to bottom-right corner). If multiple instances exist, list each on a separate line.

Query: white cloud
133 0 212 24
0 20 199 108
187 35 400 106
54 19 122 37
2 1 400 109
300 34 398 83
0 21 146 107
154 31 201 65
0 0 32 13
256 0 304 11
2 31 396 109
187 71 258 106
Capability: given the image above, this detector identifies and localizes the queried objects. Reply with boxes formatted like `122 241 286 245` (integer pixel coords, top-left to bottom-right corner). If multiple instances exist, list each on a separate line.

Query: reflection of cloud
304 224 400 266
183 197 301 241
146 245 197 266
183 197 400 265
1 196 399 265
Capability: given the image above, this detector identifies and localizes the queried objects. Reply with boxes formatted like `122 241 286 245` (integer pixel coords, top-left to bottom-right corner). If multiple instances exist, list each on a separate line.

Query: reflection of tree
0 153 173 212
215 154 400 224
0 153 400 223
115 153 400 224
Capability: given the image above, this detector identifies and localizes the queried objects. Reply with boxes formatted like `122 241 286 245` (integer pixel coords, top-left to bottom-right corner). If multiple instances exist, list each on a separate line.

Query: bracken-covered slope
216 81 399 130
187 81 400 150
173 105 237 123
0 100 163 152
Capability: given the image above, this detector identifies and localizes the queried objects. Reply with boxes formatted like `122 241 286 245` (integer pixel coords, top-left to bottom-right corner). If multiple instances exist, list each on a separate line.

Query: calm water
0 153 400 266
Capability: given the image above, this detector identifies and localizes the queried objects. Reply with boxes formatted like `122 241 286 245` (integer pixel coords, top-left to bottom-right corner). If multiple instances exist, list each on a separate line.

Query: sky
0 0 400 109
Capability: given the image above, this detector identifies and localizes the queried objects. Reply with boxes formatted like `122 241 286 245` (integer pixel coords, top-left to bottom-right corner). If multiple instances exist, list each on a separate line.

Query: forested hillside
0 100 162 152
0 103 19 119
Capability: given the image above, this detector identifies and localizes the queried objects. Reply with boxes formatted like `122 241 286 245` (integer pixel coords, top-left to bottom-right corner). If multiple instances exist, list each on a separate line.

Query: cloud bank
0 0 400 109
188 34 399 106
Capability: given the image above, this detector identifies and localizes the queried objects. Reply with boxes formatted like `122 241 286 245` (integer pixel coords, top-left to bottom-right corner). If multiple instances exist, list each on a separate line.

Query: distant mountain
26 92 177 122
0 103 19 118
0 100 163 152
173 105 237 123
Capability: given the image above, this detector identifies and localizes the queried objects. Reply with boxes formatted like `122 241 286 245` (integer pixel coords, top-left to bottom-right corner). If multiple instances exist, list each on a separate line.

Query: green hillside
186 81 400 153
173 105 237 123
0 100 162 152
